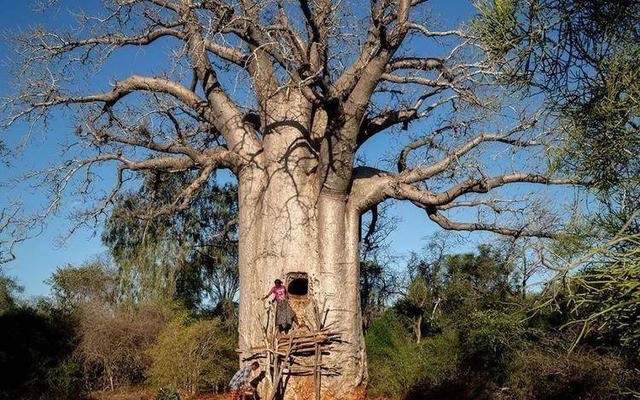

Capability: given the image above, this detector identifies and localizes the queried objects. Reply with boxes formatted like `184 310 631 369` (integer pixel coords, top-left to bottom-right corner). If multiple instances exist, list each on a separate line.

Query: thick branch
299 0 330 75
386 57 446 72
42 27 183 54
349 166 583 216
179 1 262 157
28 75 203 111
334 0 412 101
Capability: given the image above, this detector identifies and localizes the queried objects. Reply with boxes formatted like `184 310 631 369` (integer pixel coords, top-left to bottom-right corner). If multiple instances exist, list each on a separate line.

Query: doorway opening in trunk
287 272 309 297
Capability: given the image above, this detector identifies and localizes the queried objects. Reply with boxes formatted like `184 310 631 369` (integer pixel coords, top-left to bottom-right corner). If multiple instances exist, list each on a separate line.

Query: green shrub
458 310 524 385
508 345 639 400
0 305 84 400
366 311 460 399
155 387 181 400
568 257 640 360
147 316 236 395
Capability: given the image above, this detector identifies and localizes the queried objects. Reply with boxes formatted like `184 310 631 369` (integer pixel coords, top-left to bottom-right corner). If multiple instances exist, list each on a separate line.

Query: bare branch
407 22 472 39
0 205 29 264
422 205 554 238
399 122 542 184
433 173 583 205
437 197 529 213
178 2 263 157
397 123 457 172
16 75 203 118
41 27 184 55
349 167 583 221
358 91 451 147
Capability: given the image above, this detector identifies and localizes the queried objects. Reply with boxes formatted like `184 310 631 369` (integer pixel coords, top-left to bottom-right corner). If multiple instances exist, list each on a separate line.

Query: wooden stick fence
240 299 342 399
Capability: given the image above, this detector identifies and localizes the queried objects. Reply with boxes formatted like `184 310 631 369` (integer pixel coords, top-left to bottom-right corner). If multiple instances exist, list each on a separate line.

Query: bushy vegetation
147 316 236 395
2 239 639 400
4 228 640 400
0 256 238 399
366 245 640 400
0 273 83 400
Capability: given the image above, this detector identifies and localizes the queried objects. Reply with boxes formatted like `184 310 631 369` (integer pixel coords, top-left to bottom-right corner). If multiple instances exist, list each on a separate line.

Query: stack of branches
246 328 342 376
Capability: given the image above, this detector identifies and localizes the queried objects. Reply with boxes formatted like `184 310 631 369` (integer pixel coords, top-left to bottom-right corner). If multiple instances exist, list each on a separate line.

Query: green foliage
367 242 640 399
47 260 118 310
508 345 638 400
155 388 181 400
436 245 513 317
103 171 238 311
562 44 640 191
394 275 431 342
474 0 640 191
457 310 524 384
366 312 460 399
472 0 519 60
0 270 23 312
360 260 396 332
147 316 236 395
568 245 640 359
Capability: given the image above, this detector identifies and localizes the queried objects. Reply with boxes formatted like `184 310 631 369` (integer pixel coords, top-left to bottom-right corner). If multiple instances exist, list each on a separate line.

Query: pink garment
270 285 287 301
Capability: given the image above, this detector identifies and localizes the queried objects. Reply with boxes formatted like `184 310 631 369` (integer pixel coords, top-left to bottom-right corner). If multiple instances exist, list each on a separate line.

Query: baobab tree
2 0 582 398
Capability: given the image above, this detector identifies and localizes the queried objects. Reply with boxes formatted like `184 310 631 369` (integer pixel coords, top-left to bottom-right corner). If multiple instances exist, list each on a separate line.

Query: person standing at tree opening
263 279 295 334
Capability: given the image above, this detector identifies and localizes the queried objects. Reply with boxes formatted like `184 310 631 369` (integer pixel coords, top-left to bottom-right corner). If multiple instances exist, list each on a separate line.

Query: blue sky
0 0 561 298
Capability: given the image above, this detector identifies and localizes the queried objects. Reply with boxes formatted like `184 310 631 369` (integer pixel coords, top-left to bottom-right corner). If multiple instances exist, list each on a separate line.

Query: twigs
246 298 342 398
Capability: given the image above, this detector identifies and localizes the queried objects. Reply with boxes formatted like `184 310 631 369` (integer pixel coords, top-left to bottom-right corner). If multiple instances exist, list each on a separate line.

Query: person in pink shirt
263 279 295 334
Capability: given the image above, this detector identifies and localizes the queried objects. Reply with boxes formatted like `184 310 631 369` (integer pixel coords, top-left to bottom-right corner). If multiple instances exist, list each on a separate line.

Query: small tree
147 317 236 395
77 303 171 391
0 271 23 313
103 172 239 311
48 260 119 311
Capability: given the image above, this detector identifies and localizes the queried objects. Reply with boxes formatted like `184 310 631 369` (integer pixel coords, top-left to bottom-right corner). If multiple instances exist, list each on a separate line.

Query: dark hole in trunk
288 276 309 296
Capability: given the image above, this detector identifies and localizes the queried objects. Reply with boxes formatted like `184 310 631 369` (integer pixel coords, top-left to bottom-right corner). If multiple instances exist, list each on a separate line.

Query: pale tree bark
1 0 586 398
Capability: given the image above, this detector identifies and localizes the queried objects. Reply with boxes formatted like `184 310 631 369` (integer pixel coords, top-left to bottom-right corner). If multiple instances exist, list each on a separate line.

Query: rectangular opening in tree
286 272 309 296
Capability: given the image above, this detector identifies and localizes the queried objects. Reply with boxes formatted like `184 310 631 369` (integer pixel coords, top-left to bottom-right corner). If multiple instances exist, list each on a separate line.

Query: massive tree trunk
236 96 366 399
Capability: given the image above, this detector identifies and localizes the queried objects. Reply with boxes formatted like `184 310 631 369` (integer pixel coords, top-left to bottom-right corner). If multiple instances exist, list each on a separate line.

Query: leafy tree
359 204 400 332
47 259 119 311
395 274 430 343
0 270 23 312
476 0 640 361
360 260 390 332
147 316 236 395
103 172 238 312
474 0 640 191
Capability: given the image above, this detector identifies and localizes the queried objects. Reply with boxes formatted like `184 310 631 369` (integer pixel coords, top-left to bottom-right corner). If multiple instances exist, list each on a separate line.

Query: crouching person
229 361 263 400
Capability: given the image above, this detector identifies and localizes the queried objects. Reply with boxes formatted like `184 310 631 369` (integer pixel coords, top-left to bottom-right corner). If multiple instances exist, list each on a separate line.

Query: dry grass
88 389 233 400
